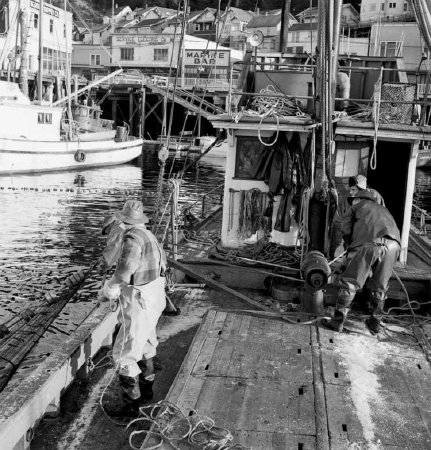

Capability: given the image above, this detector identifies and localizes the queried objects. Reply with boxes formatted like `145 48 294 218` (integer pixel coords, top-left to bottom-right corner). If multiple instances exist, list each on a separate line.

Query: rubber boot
321 288 354 332
321 307 350 332
365 291 386 334
118 374 141 402
137 358 155 401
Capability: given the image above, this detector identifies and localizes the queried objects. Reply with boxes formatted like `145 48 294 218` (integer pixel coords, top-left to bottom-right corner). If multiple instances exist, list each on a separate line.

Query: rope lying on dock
210 239 300 268
127 400 249 450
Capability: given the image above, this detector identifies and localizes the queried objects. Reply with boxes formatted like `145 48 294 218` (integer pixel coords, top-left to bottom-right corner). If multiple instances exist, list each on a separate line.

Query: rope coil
126 400 249 450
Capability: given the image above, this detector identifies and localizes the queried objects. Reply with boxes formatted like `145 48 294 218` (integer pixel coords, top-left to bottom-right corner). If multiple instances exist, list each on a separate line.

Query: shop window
120 48 134 61
154 48 168 61
91 54 101 65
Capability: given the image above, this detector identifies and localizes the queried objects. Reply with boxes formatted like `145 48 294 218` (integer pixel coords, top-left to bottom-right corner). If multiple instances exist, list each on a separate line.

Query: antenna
248 30 264 47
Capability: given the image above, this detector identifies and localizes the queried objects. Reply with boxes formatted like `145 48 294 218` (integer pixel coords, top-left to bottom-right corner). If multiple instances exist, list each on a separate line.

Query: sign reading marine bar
30 0 60 18
184 50 230 67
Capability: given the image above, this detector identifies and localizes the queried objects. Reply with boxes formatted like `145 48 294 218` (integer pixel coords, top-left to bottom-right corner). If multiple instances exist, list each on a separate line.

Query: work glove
96 257 109 275
97 278 121 304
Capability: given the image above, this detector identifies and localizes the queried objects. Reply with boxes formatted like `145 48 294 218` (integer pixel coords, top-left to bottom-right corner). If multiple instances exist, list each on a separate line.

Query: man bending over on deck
348 174 385 206
322 190 400 334
98 200 167 406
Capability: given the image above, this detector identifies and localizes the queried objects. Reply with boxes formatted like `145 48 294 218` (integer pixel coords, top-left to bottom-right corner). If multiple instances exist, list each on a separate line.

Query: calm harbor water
0 145 226 318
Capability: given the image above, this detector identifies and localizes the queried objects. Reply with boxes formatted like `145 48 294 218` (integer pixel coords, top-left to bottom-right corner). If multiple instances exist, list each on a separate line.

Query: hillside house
187 8 217 41
297 4 359 27
246 14 281 52
360 0 415 23
102 5 133 25
133 7 177 22
217 7 255 51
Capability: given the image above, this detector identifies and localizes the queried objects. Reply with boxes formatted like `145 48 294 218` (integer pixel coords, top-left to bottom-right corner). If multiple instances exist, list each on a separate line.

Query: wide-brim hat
119 200 149 224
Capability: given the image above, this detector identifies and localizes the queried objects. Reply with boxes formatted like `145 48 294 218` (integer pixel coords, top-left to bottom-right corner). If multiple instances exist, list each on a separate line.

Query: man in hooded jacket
98 200 167 405
322 190 400 333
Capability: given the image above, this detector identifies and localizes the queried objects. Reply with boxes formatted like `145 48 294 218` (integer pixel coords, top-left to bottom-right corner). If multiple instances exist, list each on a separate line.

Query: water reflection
0 146 226 315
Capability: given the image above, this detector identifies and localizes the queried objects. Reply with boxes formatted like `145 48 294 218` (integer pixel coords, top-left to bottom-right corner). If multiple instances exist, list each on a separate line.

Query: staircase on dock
143 76 226 119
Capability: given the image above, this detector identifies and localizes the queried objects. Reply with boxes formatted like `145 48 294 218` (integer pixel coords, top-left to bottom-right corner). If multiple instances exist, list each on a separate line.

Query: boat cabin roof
210 114 431 142
0 81 31 105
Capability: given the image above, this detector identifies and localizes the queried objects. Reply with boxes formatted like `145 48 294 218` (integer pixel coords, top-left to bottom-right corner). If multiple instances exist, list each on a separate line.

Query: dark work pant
336 239 400 310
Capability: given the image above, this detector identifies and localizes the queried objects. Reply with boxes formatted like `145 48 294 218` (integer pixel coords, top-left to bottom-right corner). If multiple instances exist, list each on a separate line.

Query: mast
37 0 43 101
279 0 291 52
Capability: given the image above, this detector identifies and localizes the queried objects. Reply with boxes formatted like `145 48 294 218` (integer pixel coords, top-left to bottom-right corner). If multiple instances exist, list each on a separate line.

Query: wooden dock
144 310 431 449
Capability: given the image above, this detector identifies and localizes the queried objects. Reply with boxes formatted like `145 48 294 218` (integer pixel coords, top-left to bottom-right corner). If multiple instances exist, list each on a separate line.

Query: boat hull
416 149 431 168
0 137 143 174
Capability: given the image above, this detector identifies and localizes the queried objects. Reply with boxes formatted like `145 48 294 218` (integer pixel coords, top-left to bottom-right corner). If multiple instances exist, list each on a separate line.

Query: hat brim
120 213 149 224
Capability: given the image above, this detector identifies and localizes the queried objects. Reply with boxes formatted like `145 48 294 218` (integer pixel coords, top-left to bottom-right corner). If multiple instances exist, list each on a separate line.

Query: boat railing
181 183 224 227
412 203 431 235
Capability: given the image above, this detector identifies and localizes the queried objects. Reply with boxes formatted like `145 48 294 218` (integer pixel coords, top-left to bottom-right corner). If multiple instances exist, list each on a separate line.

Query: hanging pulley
158 144 169 162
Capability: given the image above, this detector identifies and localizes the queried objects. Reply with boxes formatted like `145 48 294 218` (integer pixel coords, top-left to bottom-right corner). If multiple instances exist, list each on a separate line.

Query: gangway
143 76 226 119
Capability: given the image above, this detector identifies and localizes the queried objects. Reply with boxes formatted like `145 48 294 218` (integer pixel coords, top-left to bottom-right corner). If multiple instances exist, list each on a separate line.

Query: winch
300 251 331 314
300 250 331 291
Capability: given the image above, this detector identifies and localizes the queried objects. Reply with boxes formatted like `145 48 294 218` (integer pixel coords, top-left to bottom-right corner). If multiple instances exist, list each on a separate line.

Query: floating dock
0 304 117 450
145 309 431 449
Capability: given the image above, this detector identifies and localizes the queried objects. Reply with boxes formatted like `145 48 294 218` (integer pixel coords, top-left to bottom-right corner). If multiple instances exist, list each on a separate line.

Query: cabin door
365 140 410 231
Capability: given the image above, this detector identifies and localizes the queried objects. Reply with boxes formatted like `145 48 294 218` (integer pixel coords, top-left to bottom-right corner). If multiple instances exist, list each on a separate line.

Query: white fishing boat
0 81 143 174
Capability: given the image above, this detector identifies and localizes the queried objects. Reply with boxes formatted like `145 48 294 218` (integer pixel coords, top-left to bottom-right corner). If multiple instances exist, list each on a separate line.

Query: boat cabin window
38 113 52 124
334 142 368 178
234 136 272 180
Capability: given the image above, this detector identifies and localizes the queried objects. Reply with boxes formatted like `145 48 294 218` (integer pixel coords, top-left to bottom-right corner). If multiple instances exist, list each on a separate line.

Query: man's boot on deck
365 291 386 334
138 358 155 401
118 374 141 402
321 307 350 332
321 288 354 332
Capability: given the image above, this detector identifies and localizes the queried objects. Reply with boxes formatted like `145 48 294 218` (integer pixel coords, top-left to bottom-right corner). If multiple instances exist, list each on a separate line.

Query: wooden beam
144 97 164 120
168 258 270 311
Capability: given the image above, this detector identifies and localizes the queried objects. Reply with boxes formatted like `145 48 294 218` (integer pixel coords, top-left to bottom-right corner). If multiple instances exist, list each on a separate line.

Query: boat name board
30 0 60 18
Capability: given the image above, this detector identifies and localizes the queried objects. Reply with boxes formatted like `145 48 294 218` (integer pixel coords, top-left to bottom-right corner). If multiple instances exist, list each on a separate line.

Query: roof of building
289 22 318 31
113 6 131 16
130 18 164 28
114 19 136 28
246 14 281 28
223 7 255 22
133 6 177 18
91 23 111 33
187 8 217 23
297 3 358 18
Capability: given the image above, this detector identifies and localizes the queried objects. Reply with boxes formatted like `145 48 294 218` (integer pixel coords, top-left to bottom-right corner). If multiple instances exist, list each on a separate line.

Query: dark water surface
0 146 225 318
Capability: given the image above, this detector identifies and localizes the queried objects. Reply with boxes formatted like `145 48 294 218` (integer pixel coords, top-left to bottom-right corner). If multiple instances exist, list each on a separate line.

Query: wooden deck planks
151 310 431 449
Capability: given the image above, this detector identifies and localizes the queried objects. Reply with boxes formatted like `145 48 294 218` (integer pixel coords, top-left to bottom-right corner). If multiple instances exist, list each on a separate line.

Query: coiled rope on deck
126 400 249 450
233 85 307 146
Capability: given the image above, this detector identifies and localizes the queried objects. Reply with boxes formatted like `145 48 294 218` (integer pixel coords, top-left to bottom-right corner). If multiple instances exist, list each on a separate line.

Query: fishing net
379 82 416 124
